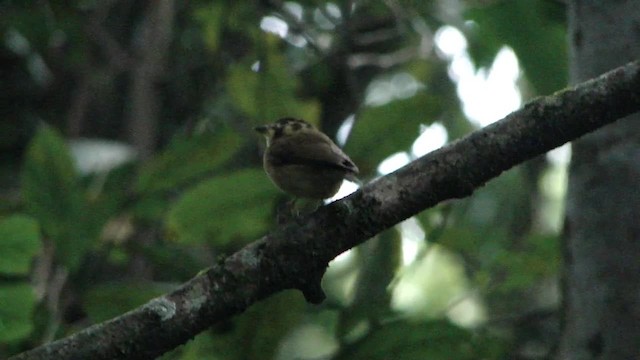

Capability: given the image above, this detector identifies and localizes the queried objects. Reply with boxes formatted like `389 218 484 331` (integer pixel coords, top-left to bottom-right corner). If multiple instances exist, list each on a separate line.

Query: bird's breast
264 162 346 199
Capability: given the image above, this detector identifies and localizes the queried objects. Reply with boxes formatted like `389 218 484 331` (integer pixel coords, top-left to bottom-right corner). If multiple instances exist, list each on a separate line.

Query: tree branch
12 60 640 360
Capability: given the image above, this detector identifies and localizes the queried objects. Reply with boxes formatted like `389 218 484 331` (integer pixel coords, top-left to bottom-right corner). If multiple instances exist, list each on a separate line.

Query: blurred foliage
0 284 37 343
83 282 174 323
333 319 505 360
0 215 40 275
226 35 321 122
22 125 100 270
0 0 567 358
136 126 244 194
347 91 444 173
166 169 279 245
465 0 567 94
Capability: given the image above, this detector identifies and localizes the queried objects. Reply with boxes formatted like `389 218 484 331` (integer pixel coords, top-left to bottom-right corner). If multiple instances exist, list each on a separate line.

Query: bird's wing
268 132 359 174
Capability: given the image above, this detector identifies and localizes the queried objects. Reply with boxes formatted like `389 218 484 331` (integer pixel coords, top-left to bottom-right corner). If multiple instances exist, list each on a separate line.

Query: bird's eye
273 127 284 139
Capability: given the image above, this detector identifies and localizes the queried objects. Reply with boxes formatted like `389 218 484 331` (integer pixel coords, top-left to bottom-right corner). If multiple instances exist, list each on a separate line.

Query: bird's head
254 118 314 146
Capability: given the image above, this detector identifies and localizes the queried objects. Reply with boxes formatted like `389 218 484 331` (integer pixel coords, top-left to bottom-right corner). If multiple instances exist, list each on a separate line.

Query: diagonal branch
12 60 640 360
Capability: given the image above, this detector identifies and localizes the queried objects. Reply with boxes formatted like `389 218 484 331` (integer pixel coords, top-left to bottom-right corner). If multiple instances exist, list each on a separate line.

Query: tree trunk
127 0 175 161
559 1 640 359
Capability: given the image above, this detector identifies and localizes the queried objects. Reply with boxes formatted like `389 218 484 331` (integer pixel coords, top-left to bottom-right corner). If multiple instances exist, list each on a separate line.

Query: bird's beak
254 125 269 134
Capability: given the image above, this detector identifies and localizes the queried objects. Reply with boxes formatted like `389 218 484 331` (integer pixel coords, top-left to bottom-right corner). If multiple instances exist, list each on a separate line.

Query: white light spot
276 324 338 360
332 248 354 265
399 218 426 265
5 28 31 56
336 115 355 146
435 25 522 128
435 26 467 58
27 54 53 86
286 34 308 48
251 61 261 72
402 238 420 266
412 122 448 157
365 79 394 106
325 179 359 203
391 73 424 99
547 143 571 166
260 16 289 38
69 138 136 175
448 292 486 328
283 2 303 21
377 152 410 175
325 3 341 19
457 47 522 127
314 9 335 30
365 73 425 107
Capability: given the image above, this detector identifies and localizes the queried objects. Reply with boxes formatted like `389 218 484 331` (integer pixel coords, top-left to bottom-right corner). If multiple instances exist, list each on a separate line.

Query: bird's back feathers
266 131 359 174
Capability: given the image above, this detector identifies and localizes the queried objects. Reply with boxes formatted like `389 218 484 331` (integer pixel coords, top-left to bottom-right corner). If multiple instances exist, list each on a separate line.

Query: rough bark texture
11 60 640 360
559 2 640 359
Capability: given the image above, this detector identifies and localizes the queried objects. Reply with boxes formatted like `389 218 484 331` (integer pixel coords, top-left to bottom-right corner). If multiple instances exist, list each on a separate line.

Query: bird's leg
276 198 297 225
276 198 323 224
294 198 322 217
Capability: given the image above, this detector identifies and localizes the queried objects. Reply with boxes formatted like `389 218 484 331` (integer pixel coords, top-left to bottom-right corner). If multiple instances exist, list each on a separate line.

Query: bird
255 117 359 200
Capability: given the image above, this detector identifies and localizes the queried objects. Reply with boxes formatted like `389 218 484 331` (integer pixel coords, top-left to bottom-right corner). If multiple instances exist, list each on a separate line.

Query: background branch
127 0 176 161
11 60 640 360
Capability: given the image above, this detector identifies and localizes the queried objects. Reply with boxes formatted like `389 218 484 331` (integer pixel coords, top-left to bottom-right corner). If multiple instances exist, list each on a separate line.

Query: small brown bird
255 118 359 199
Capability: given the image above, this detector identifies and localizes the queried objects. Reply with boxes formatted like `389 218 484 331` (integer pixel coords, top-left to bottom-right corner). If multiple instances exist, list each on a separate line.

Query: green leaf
338 320 467 359
136 128 243 193
0 215 41 275
335 320 499 360
143 243 206 281
465 0 567 94
347 92 441 173
338 230 402 339
0 283 36 342
166 169 279 246
168 330 220 360
83 282 171 323
22 125 94 270
132 195 171 222
493 233 560 293
227 35 320 122
193 3 226 52
234 291 305 359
